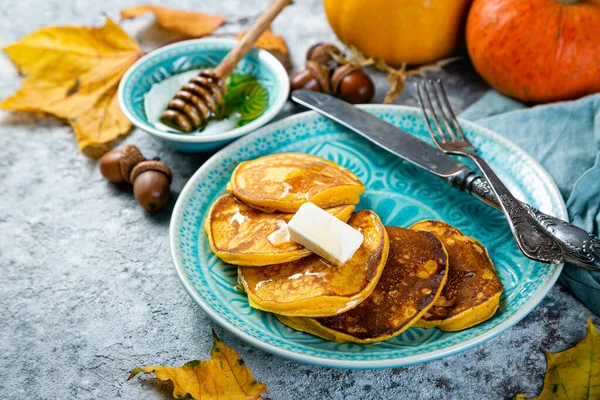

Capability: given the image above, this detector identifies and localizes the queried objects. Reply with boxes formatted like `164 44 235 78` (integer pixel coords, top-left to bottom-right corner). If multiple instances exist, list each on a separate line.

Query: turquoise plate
169 105 566 369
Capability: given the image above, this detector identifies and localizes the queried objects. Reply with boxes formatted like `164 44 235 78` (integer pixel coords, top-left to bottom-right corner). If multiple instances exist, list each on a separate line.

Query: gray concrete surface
0 1 596 399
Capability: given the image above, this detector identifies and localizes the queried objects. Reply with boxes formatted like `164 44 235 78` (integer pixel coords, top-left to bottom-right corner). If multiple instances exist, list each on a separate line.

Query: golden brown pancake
205 194 354 266
229 153 364 213
276 227 448 343
239 210 389 317
410 220 502 332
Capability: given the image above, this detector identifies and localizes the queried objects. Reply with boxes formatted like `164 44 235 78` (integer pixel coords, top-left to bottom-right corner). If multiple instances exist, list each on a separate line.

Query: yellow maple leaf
0 18 143 158
129 331 267 400
120 5 226 38
516 318 600 400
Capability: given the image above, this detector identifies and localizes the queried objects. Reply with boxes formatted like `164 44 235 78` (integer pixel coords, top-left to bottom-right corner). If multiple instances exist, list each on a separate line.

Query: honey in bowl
144 69 268 135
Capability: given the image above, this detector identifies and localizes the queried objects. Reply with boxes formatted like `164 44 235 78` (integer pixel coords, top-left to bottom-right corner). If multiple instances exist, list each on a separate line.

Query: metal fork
415 79 563 264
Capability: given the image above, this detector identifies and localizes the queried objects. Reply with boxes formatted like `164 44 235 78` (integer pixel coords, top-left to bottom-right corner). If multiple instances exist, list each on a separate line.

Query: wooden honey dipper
160 0 293 133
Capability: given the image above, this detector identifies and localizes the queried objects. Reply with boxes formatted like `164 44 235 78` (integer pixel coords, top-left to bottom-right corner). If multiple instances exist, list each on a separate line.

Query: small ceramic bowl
118 38 289 152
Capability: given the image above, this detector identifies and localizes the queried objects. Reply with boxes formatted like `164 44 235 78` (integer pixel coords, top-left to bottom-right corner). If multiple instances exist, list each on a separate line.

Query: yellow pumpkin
324 0 472 66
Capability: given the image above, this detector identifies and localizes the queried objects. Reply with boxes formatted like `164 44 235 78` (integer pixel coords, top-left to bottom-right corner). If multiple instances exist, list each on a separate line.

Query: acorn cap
119 145 145 183
331 63 362 95
130 160 173 184
306 60 331 94
306 43 342 68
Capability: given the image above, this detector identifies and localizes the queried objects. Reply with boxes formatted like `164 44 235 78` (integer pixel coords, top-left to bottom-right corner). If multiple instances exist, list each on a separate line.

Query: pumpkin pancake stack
205 152 503 344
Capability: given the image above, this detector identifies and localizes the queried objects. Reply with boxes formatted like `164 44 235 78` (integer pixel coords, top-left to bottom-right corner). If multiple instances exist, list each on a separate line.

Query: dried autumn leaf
0 18 143 158
129 331 267 400
406 57 462 78
120 5 226 38
237 28 290 69
516 318 600 400
237 28 288 55
375 60 407 105
375 56 461 104
346 45 376 67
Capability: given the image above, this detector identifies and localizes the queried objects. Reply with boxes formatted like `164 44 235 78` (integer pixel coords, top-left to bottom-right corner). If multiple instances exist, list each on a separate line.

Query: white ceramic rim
169 105 567 369
117 38 290 144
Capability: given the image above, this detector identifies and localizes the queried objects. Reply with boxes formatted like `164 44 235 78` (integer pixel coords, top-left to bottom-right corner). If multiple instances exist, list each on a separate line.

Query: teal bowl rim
117 38 289 144
169 105 566 369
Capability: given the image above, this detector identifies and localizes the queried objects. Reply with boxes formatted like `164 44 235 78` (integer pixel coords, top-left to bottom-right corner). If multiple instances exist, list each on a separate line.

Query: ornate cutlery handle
466 175 600 271
462 153 564 264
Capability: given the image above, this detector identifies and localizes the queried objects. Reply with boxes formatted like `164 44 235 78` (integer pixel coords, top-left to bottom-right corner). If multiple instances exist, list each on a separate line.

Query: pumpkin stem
555 0 580 4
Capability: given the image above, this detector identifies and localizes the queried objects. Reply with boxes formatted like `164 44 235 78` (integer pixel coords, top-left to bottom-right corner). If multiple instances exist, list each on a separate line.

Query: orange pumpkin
323 0 472 66
466 0 600 103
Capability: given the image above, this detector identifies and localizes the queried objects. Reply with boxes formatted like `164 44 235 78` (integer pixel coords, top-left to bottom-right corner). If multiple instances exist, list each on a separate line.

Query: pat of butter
288 203 364 265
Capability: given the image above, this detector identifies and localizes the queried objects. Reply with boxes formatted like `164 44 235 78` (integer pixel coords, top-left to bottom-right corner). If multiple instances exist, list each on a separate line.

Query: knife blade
291 90 600 271
292 90 475 184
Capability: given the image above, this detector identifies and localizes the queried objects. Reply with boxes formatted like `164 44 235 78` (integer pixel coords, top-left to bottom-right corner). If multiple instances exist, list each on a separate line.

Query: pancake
410 220 502 332
276 227 448 343
229 153 364 213
239 210 389 317
205 194 354 266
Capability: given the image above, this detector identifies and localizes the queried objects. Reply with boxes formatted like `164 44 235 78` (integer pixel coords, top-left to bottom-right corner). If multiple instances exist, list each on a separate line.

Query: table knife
292 90 600 271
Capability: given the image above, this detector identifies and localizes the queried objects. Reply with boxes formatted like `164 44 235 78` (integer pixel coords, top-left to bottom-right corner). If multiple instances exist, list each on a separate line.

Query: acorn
99 150 125 183
119 145 145 183
331 64 375 104
99 145 144 183
306 43 342 69
289 60 331 93
289 69 320 92
130 160 172 212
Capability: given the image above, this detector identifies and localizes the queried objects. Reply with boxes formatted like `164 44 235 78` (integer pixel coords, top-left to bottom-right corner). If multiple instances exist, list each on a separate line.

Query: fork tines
415 80 471 147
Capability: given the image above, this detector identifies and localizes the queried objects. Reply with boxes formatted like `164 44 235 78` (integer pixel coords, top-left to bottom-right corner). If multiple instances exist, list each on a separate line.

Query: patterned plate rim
169 104 566 369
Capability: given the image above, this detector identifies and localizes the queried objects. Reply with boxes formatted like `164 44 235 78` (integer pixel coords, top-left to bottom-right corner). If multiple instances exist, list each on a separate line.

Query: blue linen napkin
460 92 600 315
